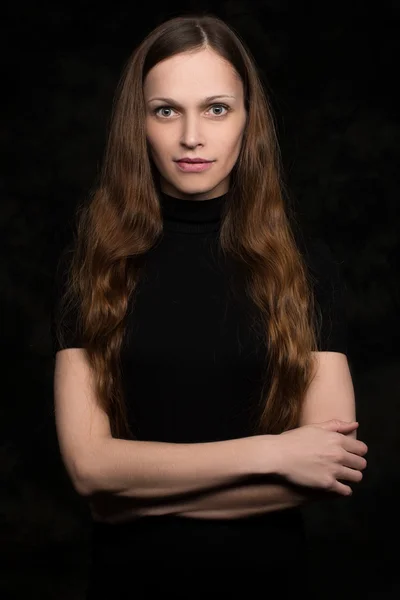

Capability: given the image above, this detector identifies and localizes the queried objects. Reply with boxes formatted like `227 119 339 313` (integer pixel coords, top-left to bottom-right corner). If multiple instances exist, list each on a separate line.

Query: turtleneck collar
159 190 230 234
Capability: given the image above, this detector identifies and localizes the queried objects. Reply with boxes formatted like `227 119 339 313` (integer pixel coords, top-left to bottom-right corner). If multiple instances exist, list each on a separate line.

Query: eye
208 104 230 116
152 104 231 118
154 106 176 118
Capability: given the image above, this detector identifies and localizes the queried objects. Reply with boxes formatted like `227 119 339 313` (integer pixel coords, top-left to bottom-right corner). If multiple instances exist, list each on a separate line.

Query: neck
159 190 230 234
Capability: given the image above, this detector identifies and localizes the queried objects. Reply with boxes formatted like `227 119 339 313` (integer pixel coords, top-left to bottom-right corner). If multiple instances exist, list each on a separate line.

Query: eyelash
152 104 231 118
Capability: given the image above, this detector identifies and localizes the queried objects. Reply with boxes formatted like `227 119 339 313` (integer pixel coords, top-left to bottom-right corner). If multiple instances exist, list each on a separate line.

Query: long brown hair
55 14 320 438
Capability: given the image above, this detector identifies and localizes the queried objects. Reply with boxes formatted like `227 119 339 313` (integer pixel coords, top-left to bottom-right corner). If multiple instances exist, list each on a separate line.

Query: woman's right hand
275 420 368 495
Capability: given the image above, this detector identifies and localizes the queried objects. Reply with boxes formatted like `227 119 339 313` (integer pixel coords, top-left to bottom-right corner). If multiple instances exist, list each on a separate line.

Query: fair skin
53 48 368 523
54 349 367 522
144 47 247 201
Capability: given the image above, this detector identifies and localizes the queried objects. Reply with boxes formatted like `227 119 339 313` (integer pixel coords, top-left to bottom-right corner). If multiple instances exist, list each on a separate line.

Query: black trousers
85 509 310 598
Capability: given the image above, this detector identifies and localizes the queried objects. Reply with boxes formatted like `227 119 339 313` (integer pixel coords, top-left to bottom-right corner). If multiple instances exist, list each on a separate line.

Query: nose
180 113 204 149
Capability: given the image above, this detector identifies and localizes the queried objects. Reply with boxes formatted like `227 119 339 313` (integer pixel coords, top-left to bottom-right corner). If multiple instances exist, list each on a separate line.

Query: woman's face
144 47 247 201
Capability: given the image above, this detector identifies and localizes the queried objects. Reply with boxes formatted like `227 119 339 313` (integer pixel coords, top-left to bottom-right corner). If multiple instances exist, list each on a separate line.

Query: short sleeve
302 236 348 355
51 246 84 356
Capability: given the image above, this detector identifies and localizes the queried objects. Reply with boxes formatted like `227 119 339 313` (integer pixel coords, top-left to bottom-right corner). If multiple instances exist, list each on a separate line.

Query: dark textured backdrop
2 1 399 598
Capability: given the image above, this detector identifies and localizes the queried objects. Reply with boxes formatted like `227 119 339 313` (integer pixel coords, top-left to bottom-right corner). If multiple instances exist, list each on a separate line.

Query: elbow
60 454 94 497
73 458 96 497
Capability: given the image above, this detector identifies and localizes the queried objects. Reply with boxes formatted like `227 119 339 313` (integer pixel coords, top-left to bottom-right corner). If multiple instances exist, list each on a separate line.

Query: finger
337 466 363 483
318 420 358 431
343 437 368 456
341 453 367 471
336 422 359 433
330 480 353 496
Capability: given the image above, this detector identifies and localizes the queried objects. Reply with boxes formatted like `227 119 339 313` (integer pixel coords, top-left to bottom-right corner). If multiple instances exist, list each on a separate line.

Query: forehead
143 48 242 97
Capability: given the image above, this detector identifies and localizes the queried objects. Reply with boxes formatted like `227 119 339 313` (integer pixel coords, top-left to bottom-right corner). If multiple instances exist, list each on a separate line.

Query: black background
2 1 399 598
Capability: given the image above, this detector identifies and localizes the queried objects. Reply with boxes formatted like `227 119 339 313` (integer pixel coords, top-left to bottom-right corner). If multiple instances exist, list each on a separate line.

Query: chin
164 178 227 199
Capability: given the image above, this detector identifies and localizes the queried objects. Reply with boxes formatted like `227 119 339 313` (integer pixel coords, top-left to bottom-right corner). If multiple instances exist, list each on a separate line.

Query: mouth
174 160 215 173
175 159 214 164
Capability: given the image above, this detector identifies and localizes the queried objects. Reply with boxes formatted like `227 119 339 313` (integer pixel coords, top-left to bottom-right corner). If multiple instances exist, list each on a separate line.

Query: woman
52 13 368 598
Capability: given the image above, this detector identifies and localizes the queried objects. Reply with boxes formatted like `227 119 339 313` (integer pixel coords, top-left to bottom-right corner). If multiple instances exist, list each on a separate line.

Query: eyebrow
147 94 236 105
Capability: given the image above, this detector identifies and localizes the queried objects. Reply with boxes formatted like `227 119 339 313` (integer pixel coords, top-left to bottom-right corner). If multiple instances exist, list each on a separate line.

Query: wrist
245 434 285 478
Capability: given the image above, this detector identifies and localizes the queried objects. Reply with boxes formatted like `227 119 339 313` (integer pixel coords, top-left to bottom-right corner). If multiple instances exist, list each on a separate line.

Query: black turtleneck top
53 190 347 444
52 190 347 595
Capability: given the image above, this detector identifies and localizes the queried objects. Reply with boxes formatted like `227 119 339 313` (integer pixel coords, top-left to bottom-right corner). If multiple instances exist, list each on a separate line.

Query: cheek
218 129 245 161
146 128 173 174
219 119 246 147
146 122 167 155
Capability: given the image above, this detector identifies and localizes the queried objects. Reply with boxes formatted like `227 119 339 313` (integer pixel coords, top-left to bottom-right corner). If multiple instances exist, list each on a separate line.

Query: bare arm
55 349 365 521
176 351 360 519
299 351 357 436
88 352 364 522
178 352 360 518
88 475 315 522
83 435 273 499
54 349 279 499
176 351 359 519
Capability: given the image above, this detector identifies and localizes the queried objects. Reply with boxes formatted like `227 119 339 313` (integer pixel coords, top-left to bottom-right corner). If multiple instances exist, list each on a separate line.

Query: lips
176 158 213 163
175 160 214 173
